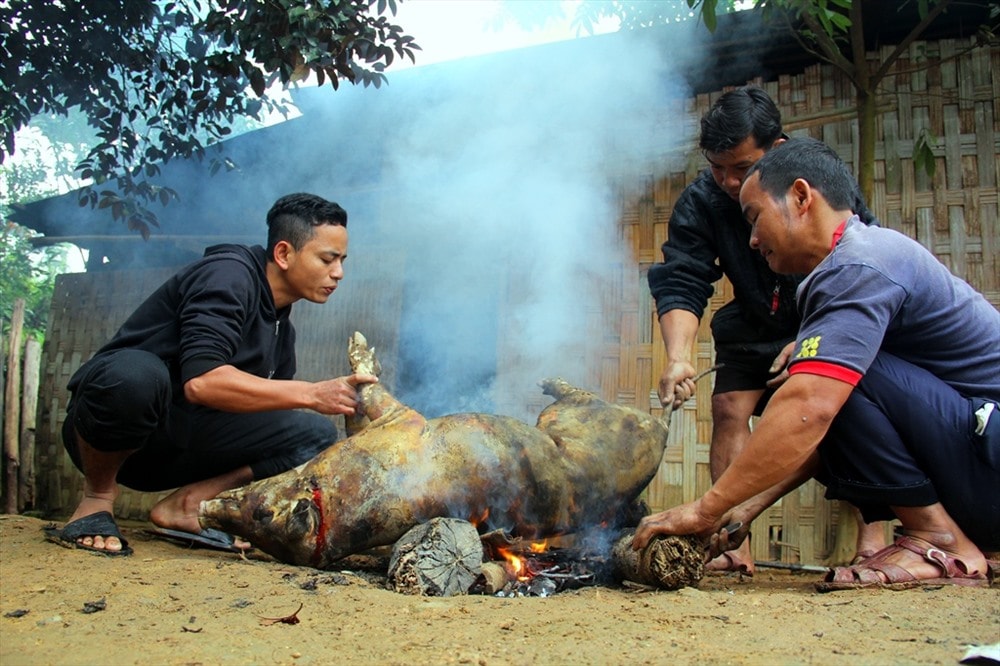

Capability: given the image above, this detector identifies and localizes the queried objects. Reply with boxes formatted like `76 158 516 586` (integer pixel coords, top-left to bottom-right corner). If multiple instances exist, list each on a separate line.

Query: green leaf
2 0 419 235
250 68 265 97
701 0 717 32
913 129 937 178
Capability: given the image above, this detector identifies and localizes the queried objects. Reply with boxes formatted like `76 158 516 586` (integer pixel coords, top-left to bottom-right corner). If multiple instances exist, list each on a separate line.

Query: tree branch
872 0 953 83
848 0 868 90
873 35 987 82
781 9 859 89
794 7 856 78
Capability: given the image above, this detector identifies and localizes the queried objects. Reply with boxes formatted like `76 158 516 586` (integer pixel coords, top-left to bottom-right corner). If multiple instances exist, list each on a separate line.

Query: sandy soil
1 514 997 666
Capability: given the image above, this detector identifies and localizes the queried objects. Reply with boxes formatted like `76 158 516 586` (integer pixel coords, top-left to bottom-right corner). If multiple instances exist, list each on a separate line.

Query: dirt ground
1 514 997 666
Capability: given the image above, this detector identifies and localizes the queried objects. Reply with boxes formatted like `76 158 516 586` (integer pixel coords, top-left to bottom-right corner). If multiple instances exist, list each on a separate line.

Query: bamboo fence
1 300 43 515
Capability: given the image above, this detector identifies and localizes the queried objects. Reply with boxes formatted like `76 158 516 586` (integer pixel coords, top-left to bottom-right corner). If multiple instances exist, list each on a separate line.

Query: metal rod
753 560 829 573
660 363 725 418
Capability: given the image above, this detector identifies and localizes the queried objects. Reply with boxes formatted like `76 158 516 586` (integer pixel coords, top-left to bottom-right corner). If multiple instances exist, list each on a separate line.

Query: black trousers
817 352 1000 551
63 349 336 491
711 338 793 419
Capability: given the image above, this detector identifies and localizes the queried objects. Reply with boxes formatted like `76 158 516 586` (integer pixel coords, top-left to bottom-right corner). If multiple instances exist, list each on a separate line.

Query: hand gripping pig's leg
346 331 418 434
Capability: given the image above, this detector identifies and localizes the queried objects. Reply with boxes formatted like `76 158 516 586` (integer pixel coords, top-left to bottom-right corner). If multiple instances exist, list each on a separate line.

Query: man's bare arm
702 373 852 516
706 451 820 557
657 309 701 408
184 365 378 416
634 373 853 548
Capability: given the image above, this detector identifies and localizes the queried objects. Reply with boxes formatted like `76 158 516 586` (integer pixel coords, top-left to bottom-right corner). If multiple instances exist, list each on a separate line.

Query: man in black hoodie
46 193 377 556
647 87 885 574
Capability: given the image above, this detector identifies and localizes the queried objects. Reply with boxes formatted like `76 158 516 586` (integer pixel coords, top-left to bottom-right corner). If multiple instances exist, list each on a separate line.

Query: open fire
386 518 705 598
472 530 614 597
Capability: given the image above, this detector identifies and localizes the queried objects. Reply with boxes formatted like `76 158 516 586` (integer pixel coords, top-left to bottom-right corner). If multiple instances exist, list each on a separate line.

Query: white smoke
317 28 696 418
65 23 703 420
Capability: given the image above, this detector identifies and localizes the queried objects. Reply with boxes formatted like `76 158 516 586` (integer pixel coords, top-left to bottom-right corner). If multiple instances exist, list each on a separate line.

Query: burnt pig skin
199 333 670 569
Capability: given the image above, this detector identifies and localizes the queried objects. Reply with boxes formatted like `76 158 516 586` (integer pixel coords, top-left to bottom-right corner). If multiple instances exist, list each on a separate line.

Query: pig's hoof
348 331 381 376
539 377 574 398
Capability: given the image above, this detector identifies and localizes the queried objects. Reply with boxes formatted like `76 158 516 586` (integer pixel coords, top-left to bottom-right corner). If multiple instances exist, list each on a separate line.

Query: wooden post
0 330 4 460
826 502 859 566
19 338 41 512
4 299 25 514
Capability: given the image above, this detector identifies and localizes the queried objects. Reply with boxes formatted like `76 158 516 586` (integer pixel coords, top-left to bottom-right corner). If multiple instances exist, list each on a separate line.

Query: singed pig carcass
199 333 669 569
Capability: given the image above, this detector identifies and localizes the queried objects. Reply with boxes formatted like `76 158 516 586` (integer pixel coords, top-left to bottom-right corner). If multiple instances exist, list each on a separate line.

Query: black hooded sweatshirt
69 244 296 401
647 169 875 345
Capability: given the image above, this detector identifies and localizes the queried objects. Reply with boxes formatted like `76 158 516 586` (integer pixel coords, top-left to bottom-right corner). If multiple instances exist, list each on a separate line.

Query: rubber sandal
706 551 754 577
146 527 249 552
44 511 133 557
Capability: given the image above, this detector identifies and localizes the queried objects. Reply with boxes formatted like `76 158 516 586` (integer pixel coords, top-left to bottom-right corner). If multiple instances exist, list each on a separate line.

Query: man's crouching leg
58 349 171 554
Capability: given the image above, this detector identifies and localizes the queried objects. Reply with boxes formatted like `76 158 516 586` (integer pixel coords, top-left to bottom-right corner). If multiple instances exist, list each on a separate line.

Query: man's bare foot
853 520 888 564
149 488 250 550
149 493 204 535
62 431 133 553
706 540 755 576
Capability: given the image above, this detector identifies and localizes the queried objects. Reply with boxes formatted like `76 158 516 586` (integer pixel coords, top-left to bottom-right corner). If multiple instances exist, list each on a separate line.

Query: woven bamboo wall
37 269 175 519
617 36 999 565
35 259 403 520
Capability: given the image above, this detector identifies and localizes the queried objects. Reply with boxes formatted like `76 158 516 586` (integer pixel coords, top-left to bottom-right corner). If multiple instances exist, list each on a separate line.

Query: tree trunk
826 502 860 566
0 330 4 475
855 88 878 206
611 531 704 590
3 299 25 515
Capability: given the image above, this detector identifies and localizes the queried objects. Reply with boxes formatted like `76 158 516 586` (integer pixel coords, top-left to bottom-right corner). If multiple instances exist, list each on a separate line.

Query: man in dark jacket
647 87 884 574
45 193 377 556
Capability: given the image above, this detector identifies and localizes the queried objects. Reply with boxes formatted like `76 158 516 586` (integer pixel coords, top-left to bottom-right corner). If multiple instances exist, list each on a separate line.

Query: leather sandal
815 536 988 592
849 549 878 565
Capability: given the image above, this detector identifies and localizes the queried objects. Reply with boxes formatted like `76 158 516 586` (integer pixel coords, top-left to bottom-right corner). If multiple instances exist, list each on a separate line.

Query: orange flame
497 548 529 581
469 507 490 528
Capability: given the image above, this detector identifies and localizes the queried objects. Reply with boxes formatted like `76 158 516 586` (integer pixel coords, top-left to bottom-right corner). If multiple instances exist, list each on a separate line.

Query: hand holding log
611 530 704 590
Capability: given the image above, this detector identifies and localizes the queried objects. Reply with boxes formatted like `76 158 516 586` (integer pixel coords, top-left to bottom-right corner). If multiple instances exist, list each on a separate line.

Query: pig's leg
347 332 417 433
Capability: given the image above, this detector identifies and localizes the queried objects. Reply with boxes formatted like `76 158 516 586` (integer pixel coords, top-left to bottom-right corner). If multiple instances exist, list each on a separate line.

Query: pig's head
199 475 325 568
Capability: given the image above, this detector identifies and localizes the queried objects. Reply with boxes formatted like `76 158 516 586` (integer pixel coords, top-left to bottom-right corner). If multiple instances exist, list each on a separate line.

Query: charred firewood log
611 531 704 590
387 518 483 596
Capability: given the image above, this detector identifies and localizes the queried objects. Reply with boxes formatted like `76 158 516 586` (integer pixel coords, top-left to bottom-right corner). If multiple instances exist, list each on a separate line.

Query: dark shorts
63 349 337 491
713 338 793 396
817 352 1000 551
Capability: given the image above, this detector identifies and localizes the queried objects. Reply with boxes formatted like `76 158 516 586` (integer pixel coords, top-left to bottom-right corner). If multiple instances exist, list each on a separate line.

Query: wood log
3 300 25 515
18 339 40 512
387 518 483 596
477 561 511 595
611 531 704 590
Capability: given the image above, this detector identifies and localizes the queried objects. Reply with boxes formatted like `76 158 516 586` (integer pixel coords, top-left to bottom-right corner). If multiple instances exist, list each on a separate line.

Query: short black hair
699 86 783 154
746 137 859 211
265 193 348 259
